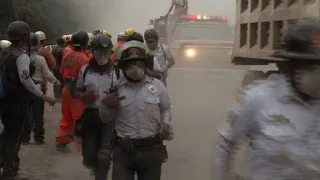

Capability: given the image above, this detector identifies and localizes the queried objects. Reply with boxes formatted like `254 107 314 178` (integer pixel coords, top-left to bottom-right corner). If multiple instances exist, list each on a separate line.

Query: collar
272 75 314 108
148 43 161 52
118 76 153 87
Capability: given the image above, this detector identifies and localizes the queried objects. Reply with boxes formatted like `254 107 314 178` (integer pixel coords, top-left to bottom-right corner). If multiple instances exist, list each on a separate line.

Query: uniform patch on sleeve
21 69 30 79
226 110 239 127
268 114 290 124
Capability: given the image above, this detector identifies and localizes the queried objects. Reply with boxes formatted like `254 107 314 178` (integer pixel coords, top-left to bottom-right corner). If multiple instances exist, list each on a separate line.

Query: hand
161 124 174 141
54 80 61 89
82 92 97 104
101 92 121 108
41 95 55 106
163 66 169 72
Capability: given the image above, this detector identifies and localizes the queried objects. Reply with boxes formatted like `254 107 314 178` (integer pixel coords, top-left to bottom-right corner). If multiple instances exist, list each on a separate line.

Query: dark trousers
1 100 28 178
112 139 163 180
22 98 45 142
53 68 63 99
81 109 115 180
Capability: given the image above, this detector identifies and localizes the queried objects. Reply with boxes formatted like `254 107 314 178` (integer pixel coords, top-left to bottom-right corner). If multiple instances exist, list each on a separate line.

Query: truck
233 0 318 86
149 14 238 69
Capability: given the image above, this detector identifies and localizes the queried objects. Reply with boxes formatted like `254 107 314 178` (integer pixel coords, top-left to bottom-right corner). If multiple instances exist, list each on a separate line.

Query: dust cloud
81 0 235 38
48 1 238 179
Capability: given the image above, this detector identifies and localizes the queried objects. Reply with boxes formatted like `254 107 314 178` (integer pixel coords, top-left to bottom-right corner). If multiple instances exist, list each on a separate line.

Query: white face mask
125 65 145 81
293 65 320 98
93 50 110 65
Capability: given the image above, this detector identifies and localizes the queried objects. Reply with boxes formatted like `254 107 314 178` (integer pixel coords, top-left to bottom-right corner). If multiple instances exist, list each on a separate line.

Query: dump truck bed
232 0 319 65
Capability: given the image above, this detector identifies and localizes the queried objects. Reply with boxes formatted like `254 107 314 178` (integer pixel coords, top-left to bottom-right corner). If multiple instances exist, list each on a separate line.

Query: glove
82 92 97 104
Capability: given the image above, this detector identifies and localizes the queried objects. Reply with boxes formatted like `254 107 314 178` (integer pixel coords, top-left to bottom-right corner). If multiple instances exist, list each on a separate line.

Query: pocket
143 96 160 117
136 148 163 165
118 98 134 120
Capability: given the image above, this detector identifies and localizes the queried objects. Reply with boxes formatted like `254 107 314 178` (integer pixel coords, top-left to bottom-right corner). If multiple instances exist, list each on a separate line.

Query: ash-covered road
18 68 246 180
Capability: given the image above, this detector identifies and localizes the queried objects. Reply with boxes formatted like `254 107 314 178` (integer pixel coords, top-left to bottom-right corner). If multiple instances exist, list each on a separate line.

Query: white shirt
214 75 320 180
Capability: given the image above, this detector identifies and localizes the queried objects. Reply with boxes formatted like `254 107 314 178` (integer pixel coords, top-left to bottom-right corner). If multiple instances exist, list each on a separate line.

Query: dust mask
293 65 320 98
125 65 145 81
93 50 109 65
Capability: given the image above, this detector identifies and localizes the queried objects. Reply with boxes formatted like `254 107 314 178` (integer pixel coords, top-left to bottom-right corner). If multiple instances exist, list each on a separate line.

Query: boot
20 140 29 145
34 139 44 145
56 144 71 153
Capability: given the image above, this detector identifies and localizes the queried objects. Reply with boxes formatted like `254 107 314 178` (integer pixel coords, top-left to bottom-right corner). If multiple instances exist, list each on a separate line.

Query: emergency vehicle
150 14 239 69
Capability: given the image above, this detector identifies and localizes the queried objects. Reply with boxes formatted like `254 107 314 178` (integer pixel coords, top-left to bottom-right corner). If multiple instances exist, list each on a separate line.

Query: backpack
0 50 14 99
0 50 36 99
0 61 8 99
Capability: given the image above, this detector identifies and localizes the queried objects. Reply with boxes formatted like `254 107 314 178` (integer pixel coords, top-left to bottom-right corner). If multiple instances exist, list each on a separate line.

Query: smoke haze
83 0 236 39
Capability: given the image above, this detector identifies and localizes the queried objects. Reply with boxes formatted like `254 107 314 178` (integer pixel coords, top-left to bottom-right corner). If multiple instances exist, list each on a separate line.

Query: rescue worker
166 0 188 20
35 31 56 69
51 37 66 100
35 31 56 96
115 32 126 48
125 32 163 79
74 34 115 180
111 32 127 64
0 21 55 180
21 32 61 145
213 18 320 180
100 40 173 180
62 34 74 56
0 39 11 170
144 28 175 86
56 31 90 153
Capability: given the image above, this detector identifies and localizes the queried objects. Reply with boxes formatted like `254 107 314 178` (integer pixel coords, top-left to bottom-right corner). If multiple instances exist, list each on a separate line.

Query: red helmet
144 28 159 40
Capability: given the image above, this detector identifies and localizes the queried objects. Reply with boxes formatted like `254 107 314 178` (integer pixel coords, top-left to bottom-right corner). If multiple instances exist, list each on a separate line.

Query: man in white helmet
35 31 57 95
35 31 56 70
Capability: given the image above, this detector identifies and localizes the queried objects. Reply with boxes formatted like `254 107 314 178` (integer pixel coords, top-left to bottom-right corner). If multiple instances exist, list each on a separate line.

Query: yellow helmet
100 30 108 35
93 30 111 38
125 28 134 36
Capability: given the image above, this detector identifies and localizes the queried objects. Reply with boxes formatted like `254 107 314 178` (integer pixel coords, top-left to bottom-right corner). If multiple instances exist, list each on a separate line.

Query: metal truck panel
232 0 319 64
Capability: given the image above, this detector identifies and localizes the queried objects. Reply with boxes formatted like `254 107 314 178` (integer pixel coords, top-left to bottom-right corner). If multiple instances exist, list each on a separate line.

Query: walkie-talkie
109 66 125 100
109 67 118 94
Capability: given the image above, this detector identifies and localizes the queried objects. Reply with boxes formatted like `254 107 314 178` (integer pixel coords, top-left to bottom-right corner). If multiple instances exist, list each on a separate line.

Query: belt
116 135 162 148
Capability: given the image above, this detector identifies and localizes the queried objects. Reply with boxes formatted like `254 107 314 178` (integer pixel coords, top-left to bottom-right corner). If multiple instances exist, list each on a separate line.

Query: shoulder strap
160 44 168 60
83 65 90 81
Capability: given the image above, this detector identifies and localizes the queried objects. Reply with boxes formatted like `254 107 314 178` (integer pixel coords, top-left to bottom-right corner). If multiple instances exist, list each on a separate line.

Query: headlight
184 48 196 58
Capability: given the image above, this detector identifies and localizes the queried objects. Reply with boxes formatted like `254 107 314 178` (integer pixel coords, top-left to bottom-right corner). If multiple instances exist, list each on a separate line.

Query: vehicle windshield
175 24 234 41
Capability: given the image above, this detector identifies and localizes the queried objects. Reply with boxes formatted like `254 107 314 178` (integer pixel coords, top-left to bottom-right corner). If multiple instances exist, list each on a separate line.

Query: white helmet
0 40 12 49
87 32 94 45
35 31 46 41
117 32 125 41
